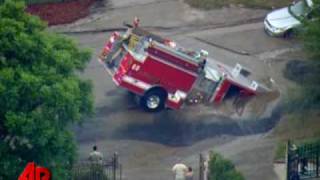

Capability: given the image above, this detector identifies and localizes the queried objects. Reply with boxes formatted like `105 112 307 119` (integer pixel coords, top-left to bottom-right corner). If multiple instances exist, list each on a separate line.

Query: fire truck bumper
166 91 187 110
98 58 117 76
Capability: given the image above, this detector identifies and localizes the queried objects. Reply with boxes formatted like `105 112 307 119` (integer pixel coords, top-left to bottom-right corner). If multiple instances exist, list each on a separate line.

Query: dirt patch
26 0 96 25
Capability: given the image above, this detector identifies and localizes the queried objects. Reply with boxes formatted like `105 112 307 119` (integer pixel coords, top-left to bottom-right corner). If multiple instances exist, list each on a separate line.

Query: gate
287 141 320 180
72 153 122 180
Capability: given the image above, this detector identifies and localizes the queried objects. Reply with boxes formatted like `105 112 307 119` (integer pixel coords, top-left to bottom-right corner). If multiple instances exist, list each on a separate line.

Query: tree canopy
285 0 320 111
302 0 320 60
302 0 320 108
0 0 93 179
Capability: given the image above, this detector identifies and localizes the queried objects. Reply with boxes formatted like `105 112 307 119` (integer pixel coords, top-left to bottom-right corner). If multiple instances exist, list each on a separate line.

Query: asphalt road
65 1 299 179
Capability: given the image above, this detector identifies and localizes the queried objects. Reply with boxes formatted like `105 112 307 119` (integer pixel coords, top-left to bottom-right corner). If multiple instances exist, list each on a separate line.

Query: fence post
317 146 319 178
113 152 118 180
286 140 291 180
120 164 122 180
199 153 204 180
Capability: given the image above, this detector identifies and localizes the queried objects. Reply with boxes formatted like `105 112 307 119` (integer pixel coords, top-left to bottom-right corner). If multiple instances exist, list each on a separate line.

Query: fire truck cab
98 25 259 112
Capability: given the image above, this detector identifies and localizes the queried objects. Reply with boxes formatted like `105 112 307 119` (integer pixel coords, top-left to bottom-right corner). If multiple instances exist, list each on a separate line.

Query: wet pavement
62 0 301 179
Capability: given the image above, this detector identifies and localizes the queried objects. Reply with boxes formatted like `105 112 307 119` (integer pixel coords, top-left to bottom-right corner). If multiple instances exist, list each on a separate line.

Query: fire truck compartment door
212 79 231 103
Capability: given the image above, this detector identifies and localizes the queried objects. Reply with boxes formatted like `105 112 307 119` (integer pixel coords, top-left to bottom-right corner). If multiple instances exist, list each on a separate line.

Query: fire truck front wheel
141 89 167 112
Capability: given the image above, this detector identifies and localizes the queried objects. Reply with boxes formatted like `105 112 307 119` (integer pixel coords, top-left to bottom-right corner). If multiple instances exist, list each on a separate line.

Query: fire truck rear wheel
141 89 166 112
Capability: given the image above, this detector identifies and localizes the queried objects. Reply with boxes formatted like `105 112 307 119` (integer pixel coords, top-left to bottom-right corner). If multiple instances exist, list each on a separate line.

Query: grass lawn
273 112 320 140
272 111 320 161
185 0 292 9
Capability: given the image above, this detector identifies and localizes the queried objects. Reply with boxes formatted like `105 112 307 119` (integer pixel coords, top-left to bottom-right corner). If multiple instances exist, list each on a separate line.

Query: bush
208 152 245 180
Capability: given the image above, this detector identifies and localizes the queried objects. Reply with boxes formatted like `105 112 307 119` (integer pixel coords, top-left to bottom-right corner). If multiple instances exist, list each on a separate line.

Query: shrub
208 152 245 180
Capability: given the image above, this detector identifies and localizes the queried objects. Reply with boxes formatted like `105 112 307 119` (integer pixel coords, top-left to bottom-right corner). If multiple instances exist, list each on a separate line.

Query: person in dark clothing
199 50 208 71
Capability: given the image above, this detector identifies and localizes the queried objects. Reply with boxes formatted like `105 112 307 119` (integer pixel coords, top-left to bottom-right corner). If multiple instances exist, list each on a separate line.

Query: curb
60 27 128 34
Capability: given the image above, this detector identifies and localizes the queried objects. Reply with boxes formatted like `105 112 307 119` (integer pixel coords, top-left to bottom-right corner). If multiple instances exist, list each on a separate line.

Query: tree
286 0 320 111
302 0 320 60
208 152 245 180
0 0 93 179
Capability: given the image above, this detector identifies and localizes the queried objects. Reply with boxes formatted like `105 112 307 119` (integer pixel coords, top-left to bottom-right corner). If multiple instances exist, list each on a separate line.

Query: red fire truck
98 25 260 112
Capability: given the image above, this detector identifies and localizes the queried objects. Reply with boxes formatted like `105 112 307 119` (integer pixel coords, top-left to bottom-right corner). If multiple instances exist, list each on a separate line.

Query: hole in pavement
112 105 283 147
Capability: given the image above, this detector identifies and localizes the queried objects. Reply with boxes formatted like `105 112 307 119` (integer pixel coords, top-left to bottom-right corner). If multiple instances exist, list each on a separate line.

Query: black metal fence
287 141 320 180
72 153 122 180
199 153 205 180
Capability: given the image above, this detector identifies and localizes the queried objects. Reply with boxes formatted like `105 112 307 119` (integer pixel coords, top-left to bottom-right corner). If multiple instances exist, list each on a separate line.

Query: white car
264 0 314 38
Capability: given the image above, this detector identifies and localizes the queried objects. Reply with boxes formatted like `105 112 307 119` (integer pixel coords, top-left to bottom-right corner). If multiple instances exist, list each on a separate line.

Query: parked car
264 0 314 38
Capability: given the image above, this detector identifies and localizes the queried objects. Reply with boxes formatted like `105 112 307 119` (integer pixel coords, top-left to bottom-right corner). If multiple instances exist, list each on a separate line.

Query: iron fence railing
287 141 320 180
72 153 122 180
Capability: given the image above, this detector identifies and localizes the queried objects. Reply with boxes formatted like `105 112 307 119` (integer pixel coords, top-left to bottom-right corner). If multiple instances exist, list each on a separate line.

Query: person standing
172 161 188 180
200 50 208 70
89 145 103 164
89 145 104 179
186 167 193 180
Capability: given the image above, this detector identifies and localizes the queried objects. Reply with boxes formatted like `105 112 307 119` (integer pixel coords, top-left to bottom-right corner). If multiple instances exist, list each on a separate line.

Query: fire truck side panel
142 56 198 93
113 53 147 95
213 79 232 103
127 61 162 87
148 46 199 73
143 56 198 109
116 79 145 95
112 50 198 109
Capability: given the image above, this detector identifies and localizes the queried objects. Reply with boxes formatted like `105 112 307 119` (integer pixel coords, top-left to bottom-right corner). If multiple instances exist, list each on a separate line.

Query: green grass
273 112 320 140
185 0 292 10
273 112 320 161
274 142 287 161
274 138 320 161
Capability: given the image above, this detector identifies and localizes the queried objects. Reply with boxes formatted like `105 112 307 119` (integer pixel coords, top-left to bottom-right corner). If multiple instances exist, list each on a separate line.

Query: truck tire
140 89 166 112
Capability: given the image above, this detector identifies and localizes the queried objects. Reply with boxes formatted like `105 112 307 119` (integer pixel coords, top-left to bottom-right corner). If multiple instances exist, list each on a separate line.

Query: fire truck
98 24 260 112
